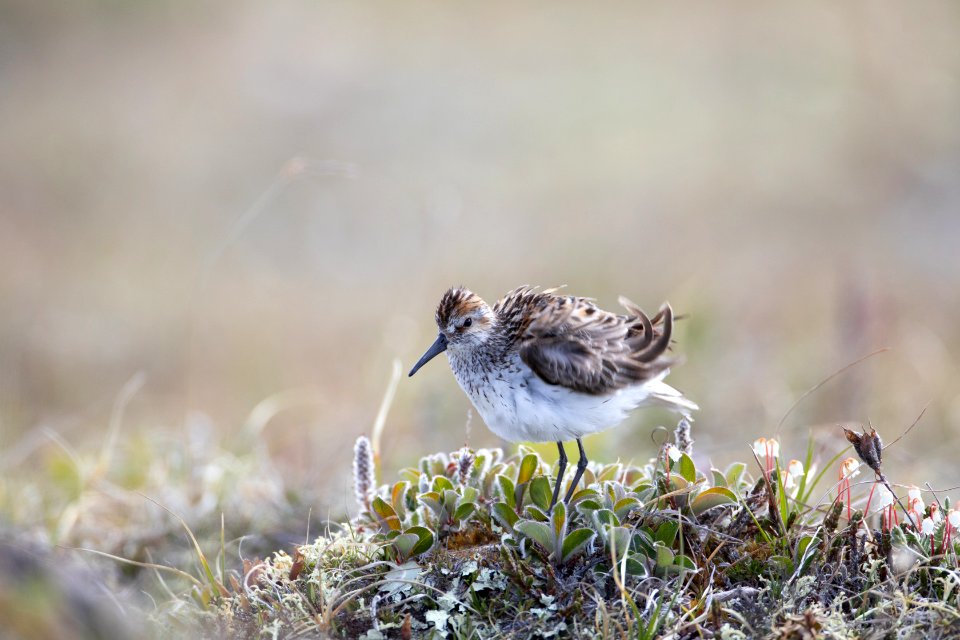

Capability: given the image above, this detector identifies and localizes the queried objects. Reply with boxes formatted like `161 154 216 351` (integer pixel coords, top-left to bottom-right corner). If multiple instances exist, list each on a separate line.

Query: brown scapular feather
494 287 676 396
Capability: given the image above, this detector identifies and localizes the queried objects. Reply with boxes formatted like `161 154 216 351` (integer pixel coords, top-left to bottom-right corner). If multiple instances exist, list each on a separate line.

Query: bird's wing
505 290 675 395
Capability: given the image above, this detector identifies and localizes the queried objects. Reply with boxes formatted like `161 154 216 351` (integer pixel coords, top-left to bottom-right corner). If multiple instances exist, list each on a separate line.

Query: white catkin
353 436 375 510
675 417 694 455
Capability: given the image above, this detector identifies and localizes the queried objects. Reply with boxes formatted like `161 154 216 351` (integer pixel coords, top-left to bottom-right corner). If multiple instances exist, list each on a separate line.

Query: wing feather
509 290 676 395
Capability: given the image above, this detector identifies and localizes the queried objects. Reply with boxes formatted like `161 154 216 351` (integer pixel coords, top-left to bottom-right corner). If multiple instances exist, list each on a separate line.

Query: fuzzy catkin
353 436 375 510
675 417 694 455
455 447 475 486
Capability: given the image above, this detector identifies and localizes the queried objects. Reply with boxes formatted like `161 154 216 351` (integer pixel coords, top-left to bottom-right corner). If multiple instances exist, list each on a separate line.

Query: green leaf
710 469 727 488
665 474 689 492
551 501 568 540
515 520 556 553
432 476 454 493
453 502 476 522
796 534 817 558
561 528 595 562
529 476 553 511
391 533 420 561
607 526 631 558
678 453 697 483
654 543 675 568
417 491 443 518
492 502 519 531
461 486 479 504
690 487 738 516
497 475 516 509
517 454 538 486
428 456 446 476
631 528 656 556
654 520 679 547
399 468 420 483
725 462 746 488
612 497 640 521
524 505 550 522
483 462 503 497
372 495 397 520
597 463 622 482
472 452 487 475
773 459 789 530
576 498 603 512
514 481 528 510
632 482 654 497
442 489 459 515
406 526 434 557
624 554 648 576
793 535 821 578
372 496 401 531
891 524 907 546
569 488 599 507
391 481 409 520
592 508 620 529
580 468 597 487
604 482 618 505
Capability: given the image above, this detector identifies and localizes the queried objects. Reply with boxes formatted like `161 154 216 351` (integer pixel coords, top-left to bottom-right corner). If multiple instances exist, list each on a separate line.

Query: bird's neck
448 332 511 378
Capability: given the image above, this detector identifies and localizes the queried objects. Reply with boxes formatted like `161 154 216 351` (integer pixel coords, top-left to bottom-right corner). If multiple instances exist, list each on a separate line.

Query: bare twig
777 347 889 433
882 403 929 451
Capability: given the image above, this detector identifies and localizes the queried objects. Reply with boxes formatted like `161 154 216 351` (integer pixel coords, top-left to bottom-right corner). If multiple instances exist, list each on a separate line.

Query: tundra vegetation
4 388 959 639
172 420 960 638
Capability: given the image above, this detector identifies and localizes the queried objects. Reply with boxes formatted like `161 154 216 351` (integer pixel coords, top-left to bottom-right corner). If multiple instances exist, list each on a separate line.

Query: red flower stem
864 482 878 517
842 478 852 520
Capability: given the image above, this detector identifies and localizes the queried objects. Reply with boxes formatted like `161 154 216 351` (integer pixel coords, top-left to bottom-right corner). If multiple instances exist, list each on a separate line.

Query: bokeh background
2 1 960 609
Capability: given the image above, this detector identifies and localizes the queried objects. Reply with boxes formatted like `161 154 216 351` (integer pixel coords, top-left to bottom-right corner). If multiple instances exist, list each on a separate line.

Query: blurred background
1 0 959 600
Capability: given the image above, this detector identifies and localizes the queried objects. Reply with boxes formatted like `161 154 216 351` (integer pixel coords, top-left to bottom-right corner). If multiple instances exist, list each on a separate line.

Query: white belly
448 354 655 443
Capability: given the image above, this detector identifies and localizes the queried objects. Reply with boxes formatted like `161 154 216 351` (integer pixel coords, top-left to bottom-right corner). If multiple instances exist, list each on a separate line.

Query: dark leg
563 439 588 504
548 441 567 513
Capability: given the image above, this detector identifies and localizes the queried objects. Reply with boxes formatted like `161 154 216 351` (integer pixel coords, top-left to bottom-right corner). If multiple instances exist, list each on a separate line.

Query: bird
408 285 698 512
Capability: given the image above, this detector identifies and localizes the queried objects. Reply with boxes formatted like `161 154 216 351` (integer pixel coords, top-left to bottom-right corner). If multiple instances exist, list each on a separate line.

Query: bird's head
408 287 494 376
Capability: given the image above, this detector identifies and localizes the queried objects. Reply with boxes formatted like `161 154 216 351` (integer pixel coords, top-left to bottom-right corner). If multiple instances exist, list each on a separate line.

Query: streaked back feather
493 286 677 395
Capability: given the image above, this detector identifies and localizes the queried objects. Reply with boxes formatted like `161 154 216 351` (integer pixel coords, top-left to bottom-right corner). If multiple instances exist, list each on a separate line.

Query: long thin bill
408 333 448 377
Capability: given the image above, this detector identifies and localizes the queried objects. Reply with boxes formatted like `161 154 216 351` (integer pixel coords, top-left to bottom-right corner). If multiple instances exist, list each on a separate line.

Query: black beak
408 333 448 377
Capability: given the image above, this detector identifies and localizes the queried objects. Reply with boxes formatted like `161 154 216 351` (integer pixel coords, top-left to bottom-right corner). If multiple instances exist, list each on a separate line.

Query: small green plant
513 502 595 564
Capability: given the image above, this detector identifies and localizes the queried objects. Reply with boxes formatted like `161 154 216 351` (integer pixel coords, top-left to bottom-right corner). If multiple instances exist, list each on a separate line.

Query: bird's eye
462 318 473 328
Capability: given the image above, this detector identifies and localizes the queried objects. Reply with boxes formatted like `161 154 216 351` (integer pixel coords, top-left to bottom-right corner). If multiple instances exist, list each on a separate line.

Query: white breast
448 352 656 443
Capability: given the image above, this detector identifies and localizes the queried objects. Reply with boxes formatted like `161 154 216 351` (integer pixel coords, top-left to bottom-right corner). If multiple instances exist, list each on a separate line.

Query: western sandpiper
409 286 698 511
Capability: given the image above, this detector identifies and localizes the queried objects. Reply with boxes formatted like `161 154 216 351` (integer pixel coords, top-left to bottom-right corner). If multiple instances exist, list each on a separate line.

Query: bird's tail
645 379 699 419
